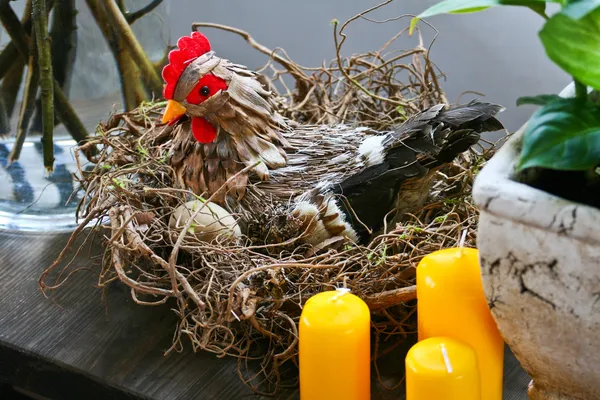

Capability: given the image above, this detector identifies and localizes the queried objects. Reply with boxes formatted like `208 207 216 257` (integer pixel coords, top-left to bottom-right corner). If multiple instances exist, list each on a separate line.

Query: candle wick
332 287 351 301
440 343 453 374
458 229 468 255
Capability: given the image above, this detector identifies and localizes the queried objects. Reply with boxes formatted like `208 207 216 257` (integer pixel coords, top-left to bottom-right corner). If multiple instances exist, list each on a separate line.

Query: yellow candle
299 288 370 400
417 248 504 400
406 336 481 400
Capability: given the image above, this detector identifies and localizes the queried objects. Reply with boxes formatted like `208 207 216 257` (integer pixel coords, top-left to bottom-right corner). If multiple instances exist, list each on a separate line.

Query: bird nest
40 6 504 395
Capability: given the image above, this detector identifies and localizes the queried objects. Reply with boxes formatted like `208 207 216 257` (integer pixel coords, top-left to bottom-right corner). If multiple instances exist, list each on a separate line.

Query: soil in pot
515 167 600 209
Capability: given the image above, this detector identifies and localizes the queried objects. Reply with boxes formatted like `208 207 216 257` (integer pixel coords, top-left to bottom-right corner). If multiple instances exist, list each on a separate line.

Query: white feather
331 153 351 164
358 135 386 166
321 197 359 242
291 201 330 246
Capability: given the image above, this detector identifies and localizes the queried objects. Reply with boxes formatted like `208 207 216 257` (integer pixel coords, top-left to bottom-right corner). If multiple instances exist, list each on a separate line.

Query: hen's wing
334 99 505 240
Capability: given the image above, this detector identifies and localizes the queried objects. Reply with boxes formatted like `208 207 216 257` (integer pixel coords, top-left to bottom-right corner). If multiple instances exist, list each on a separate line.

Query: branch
0 0 41 80
9 27 39 163
0 0 30 134
0 1 94 158
126 0 163 24
0 1 32 137
53 80 94 151
363 285 416 310
2 58 26 118
104 0 163 96
32 0 77 133
33 0 55 172
117 51 149 109
152 44 174 75
85 0 148 111
0 94 9 134
0 2 30 55
191 22 310 87
331 0 407 107
0 42 19 82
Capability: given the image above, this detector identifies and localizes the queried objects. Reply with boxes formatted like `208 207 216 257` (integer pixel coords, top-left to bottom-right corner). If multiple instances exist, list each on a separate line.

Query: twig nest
169 200 242 243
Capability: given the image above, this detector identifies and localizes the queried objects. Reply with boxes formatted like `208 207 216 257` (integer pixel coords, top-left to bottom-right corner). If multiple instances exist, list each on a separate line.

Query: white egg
169 200 241 243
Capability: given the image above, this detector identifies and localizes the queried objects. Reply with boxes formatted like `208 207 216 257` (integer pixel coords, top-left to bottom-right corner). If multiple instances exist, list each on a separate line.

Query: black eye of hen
200 86 210 96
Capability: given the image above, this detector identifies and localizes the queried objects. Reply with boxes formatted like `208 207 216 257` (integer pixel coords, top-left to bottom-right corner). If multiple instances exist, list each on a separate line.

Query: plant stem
2 59 26 117
575 79 587 101
0 1 31 137
53 81 92 146
0 2 31 55
33 0 55 172
9 27 39 163
1 58 26 122
0 1 94 158
0 95 9 134
0 4 30 80
126 0 163 24
104 0 163 96
85 0 148 111
0 0 29 133
118 52 149 109
153 45 173 75
0 43 20 81
31 0 77 133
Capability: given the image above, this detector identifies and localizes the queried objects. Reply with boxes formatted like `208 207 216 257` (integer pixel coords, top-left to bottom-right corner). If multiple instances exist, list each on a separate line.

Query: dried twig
192 5 444 130
364 285 417 310
191 22 311 99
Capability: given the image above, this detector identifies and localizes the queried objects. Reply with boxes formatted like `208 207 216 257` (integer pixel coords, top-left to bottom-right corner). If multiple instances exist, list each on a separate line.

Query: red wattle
191 117 217 143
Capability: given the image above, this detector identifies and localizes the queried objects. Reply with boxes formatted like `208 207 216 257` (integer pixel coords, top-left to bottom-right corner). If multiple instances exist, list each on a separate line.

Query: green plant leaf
410 0 552 33
561 0 600 19
516 94 562 106
451 6 492 13
540 8 600 90
518 98 600 171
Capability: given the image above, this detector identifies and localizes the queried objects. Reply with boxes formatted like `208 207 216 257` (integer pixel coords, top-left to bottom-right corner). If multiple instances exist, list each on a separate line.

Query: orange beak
162 100 187 124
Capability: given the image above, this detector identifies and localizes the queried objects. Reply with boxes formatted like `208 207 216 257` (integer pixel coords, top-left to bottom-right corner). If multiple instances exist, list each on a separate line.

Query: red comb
162 32 211 99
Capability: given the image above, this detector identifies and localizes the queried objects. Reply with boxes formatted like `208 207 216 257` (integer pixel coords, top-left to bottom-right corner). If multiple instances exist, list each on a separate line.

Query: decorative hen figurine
160 32 505 245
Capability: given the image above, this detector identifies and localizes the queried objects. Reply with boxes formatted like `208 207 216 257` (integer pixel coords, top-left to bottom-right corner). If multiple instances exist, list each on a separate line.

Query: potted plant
412 2 600 399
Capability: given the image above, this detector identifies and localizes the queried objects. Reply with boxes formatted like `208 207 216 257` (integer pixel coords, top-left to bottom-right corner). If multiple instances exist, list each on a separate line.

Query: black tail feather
333 100 505 242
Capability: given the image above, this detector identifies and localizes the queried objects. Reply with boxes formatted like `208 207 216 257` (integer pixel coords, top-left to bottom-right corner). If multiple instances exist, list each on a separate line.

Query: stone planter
473 83 600 400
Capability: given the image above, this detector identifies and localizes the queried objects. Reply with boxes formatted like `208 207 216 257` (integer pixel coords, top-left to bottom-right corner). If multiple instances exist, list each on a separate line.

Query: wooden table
0 230 531 399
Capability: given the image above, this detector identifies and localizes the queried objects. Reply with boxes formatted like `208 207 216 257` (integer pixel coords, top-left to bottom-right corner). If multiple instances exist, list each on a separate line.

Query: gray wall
1 0 571 133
